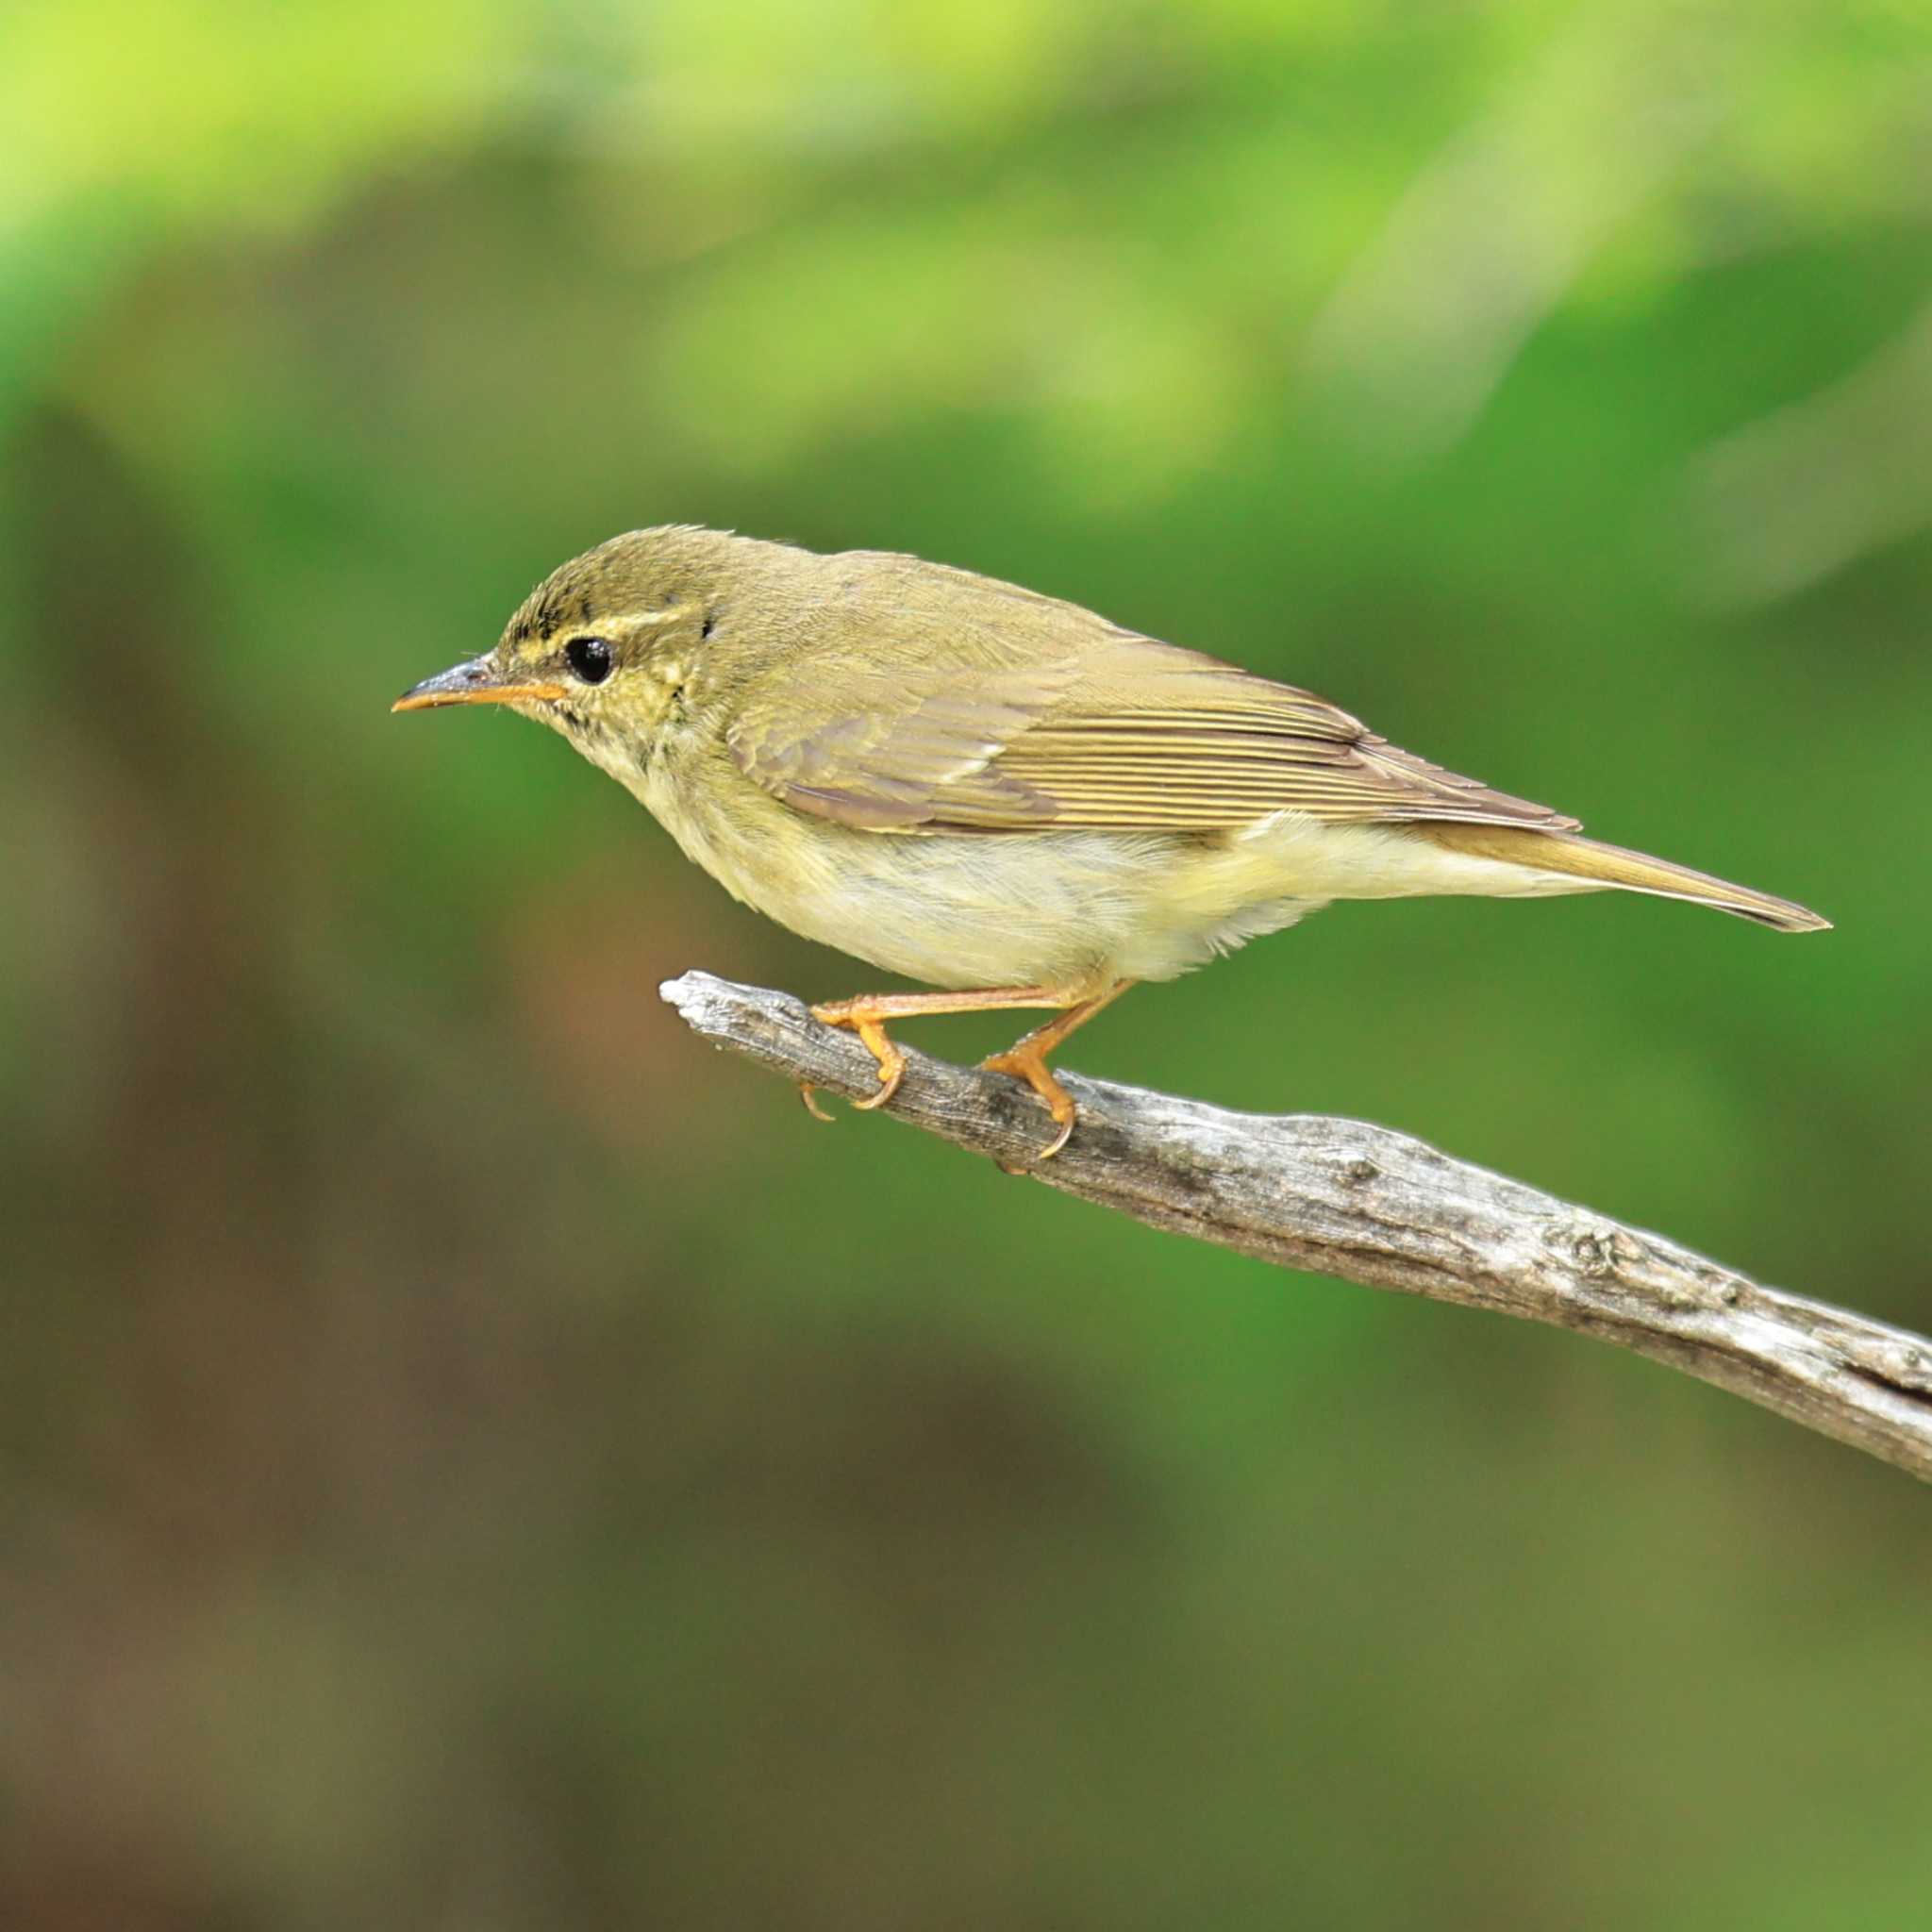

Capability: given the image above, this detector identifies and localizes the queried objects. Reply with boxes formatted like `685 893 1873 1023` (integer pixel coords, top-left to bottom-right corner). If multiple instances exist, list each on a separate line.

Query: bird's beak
391 656 568 712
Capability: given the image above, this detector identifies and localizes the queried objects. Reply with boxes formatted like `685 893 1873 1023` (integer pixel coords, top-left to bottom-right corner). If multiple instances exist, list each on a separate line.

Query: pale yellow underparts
577 722 1592 994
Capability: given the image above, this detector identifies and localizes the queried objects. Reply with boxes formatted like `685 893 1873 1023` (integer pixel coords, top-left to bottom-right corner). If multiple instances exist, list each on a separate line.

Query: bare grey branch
661 971 1932 1483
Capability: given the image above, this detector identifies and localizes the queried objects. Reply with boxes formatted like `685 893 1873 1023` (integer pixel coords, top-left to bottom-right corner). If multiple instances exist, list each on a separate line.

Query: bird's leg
980 980 1135 1160
804 986 1080 1118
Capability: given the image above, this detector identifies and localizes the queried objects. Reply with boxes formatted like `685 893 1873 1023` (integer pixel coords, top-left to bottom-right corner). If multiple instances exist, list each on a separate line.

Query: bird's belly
640 758 1323 991
708 818 1182 991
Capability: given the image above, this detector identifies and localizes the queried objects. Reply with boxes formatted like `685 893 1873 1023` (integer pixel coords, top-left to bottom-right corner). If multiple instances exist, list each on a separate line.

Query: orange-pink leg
803 986 1086 1122
979 980 1134 1158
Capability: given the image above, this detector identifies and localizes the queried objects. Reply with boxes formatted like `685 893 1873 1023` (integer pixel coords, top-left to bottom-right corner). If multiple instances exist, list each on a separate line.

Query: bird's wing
728 622 1575 836
724 652 1088 830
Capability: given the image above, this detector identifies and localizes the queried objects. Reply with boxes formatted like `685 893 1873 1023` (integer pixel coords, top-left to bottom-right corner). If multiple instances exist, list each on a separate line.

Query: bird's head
392 525 767 783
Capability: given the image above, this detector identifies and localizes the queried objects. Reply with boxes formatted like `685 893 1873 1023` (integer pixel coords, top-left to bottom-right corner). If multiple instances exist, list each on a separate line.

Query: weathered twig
661 972 1932 1483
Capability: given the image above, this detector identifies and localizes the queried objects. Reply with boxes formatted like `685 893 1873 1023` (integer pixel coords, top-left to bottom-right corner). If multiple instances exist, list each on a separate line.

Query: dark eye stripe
565 637 613 684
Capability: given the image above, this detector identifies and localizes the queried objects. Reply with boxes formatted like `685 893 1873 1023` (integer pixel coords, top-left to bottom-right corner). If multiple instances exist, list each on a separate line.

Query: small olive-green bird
396 526 1828 1156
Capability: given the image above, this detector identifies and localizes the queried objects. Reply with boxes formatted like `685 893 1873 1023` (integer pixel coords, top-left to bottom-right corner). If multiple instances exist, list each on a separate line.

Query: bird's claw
808 1004 906 1116
979 1046 1078 1161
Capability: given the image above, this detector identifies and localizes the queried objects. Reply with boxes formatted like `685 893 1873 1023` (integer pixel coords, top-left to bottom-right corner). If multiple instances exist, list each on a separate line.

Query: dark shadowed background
6 5 1931 1925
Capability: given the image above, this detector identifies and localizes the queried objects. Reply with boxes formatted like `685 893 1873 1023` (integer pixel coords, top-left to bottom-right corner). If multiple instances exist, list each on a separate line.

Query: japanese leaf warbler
397 527 1827 1157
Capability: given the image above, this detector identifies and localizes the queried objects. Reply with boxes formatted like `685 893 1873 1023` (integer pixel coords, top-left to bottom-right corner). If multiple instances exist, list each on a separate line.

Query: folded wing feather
726 623 1576 837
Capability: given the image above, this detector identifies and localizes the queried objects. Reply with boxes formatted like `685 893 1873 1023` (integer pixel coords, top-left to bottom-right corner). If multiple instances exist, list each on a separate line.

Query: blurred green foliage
6 2 1930 1925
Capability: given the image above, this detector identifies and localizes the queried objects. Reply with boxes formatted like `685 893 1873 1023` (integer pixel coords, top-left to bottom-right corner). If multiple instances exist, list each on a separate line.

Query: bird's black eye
564 637 613 685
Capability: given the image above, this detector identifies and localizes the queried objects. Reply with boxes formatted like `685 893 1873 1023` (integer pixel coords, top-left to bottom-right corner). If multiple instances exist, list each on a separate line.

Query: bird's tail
1414 824 1831 933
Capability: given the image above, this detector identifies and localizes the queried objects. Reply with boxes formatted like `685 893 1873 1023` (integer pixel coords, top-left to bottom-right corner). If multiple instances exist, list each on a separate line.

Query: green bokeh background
7 4 1930 1924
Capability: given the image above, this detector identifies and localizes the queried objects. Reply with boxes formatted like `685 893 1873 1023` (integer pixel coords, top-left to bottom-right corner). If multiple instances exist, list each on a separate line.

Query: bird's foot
808 1001 906 1114
798 982 1123 1145
978 1041 1078 1161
